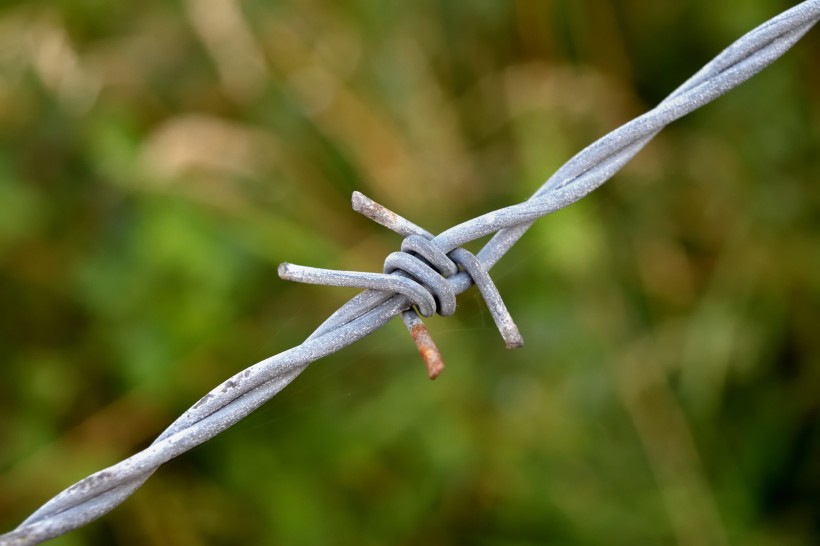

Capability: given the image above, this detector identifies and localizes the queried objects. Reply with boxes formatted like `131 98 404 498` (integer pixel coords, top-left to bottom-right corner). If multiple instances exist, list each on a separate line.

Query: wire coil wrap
280 199 524 352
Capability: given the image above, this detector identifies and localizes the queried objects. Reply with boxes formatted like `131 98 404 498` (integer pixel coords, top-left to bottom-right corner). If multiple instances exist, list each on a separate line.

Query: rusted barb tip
505 338 524 350
427 359 444 380
408 321 445 380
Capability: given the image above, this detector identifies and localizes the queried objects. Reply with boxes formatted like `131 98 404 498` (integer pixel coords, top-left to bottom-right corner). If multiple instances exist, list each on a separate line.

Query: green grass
0 1 818 544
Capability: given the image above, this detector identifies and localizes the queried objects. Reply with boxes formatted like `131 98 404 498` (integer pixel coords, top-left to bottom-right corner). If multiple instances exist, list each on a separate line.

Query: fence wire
2 1 818 544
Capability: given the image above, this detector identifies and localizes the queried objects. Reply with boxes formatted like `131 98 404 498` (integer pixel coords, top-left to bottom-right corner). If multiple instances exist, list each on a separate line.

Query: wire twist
279 195 523 377
2 2 818 544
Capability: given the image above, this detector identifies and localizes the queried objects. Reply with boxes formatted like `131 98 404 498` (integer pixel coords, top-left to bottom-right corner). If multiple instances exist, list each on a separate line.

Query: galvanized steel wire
2 2 818 544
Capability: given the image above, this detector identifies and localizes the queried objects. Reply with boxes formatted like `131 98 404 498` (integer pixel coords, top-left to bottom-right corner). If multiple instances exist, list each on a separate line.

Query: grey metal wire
2 2 818 544
281 193 525 350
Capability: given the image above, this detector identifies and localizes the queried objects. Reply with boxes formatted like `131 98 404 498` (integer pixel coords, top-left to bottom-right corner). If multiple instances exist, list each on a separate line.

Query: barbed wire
2 1 818 544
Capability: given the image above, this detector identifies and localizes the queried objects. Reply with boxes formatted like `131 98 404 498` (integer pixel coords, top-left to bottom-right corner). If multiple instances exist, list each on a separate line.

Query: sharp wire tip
402 310 445 379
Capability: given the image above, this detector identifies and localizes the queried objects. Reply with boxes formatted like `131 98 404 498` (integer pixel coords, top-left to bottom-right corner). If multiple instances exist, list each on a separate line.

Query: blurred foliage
0 1 818 544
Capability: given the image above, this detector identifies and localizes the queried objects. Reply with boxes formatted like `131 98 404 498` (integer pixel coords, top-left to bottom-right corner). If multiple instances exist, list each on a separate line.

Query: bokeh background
1 1 818 544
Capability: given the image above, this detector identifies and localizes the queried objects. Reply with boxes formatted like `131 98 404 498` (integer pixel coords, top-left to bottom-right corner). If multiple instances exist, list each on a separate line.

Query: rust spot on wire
352 191 430 238
409 321 444 379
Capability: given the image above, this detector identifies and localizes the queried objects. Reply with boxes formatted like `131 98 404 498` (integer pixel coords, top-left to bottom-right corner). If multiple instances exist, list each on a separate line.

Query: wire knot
278 191 523 378
382 235 459 317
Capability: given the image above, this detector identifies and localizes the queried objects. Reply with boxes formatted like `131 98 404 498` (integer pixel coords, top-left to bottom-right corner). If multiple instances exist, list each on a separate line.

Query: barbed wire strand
2 2 818 544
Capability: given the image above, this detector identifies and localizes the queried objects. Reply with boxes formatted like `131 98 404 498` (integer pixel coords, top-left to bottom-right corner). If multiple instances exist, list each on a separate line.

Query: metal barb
351 191 432 238
278 262 439 317
402 311 445 379
283 192 524 367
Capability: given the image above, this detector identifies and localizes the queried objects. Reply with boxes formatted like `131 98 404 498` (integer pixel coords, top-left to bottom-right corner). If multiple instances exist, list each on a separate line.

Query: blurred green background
1 1 818 544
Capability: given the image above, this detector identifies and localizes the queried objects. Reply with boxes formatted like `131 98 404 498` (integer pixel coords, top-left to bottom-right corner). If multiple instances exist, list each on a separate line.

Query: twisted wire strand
2 2 818 544
281 196 524 350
